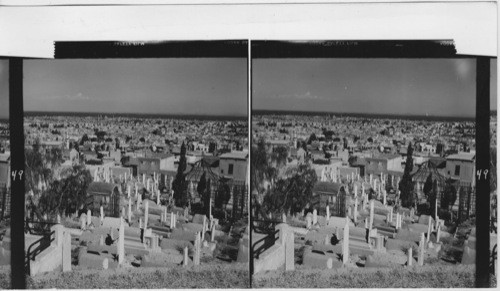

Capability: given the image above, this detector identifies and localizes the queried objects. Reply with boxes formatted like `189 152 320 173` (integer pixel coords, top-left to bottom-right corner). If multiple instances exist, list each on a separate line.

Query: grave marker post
128 198 132 223
183 246 189 267
285 230 295 271
369 200 374 230
87 209 91 227
342 217 350 265
426 218 432 243
407 246 413 266
418 232 425 266
194 231 201 265
118 218 125 264
144 200 149 229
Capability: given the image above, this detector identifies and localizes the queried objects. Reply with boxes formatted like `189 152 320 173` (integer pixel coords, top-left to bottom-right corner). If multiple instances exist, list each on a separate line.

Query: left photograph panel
0 60 10 276
20 42 250 288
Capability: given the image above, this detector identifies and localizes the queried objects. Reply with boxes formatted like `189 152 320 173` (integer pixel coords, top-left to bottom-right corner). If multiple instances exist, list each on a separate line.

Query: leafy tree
271 146 288 168
25 140 63 198
173 142 188 207
399 142 415 208
262 163 317 214
251 139 275 196
441 178 457 210
38 164 93 216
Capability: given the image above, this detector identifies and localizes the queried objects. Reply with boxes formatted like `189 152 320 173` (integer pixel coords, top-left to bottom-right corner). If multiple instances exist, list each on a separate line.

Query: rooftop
219 151 248 160
447 152 475 161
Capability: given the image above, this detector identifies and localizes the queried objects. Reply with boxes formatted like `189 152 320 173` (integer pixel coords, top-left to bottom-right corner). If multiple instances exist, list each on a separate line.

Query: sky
24 58 247 117
253 58 497 117
0 60 8 119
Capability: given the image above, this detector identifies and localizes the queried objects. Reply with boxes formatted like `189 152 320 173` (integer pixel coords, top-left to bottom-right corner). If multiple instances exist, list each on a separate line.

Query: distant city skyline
253 58 497 118
23 58 247 117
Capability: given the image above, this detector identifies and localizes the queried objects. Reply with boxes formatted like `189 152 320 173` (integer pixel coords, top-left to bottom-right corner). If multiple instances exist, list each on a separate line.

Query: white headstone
312 209 318 225
326 205 330 221
87 209 91 226
118 219 125 264
306 216 312 229
100 206 104 224
342 217 350 264
426 218 432 243
418 232 425 266
80 215 86 230
436 222 441 243
194 232 201 265
407 246 413 266
202 216 207 241
144 200 149 228
128 198 132 223
369 200 374 230
183 246 189 267
62 231 72 272
353 198 358 223
285 230 295 271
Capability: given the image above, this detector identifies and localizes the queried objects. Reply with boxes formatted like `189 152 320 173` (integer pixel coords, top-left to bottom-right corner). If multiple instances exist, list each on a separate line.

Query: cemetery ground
251 196 497 288
0 197 250 289
253 264 494 288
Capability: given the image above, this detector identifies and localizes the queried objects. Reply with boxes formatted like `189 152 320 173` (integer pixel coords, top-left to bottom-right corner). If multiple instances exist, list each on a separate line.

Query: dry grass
0 264 249 289
253 265 496 288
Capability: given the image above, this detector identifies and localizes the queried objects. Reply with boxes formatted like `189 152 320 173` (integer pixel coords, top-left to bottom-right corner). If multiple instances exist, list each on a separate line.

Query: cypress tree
399 142 415 208
173 142 188 207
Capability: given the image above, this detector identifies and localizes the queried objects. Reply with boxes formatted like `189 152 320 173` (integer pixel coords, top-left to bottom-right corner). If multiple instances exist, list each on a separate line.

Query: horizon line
252 109 482 120
23 110 247 119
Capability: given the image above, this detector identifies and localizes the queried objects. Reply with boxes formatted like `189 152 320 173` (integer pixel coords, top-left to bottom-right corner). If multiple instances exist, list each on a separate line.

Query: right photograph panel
250 41 497 288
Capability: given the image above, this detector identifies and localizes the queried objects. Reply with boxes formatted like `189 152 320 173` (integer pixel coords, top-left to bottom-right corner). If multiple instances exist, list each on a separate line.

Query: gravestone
418 233 425 266
369 200 374 230
183 246 189 267
144 200 149 228
118 219 125 264
285 231 295 271
407 246 413 266
342 217 350 264
62 231 72 272
87 209 92 226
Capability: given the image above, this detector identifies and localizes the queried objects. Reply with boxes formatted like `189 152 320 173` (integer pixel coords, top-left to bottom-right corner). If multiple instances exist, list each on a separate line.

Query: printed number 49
476 169 489 180
11 170 23 181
